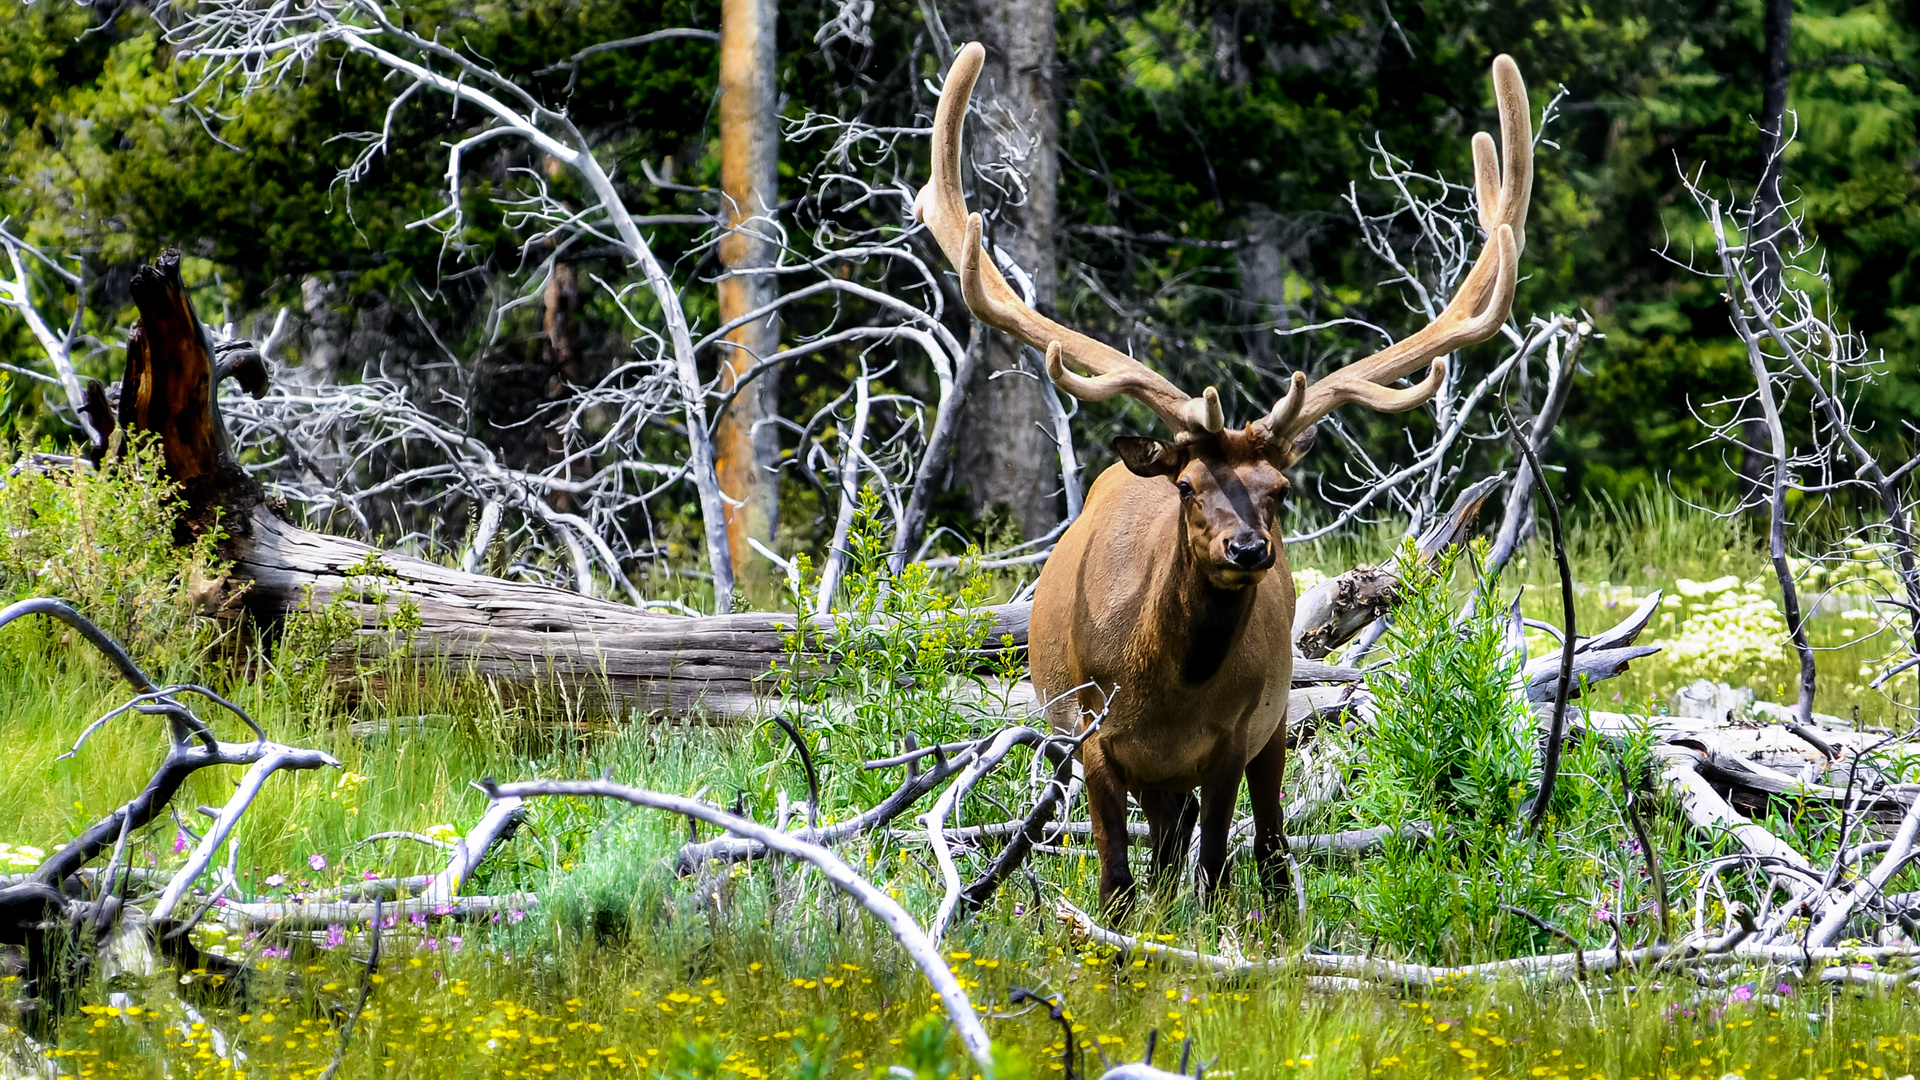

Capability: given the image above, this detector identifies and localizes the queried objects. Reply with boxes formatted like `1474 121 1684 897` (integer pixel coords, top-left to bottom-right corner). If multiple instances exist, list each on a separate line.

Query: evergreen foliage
1 0 1915 519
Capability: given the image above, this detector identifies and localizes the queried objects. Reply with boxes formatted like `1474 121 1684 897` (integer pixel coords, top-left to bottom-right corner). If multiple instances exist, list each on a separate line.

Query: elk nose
1225 532 1272 570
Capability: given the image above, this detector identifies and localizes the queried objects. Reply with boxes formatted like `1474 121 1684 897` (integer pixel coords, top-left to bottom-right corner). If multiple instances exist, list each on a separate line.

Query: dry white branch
422 796 525 904
924 726 1047 940
480 777 995 1074
0 223 85 417
152 745 342 920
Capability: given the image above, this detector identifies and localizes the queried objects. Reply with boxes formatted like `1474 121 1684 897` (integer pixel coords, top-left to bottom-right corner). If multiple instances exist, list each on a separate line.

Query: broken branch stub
117 251 268 533
1292 474 1504 660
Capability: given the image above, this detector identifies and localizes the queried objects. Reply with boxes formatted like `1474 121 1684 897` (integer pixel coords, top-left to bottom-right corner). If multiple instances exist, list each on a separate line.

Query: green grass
4 467 1920 1078
6 634 1920 1079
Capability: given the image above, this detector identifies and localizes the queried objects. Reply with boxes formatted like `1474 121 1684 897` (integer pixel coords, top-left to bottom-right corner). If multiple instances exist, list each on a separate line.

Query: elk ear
1113 436 1182 478
1268 424 1318 468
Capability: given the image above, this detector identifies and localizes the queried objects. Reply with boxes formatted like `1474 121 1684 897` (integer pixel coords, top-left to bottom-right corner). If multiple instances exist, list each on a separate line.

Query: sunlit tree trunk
948 0 1061 541
716 0 782 600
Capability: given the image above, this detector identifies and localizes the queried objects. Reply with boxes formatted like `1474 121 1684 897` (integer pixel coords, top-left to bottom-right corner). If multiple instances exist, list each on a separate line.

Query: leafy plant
1363 545 1533 825
0 433 224 673
773 489 1021 802
1329 545 1666 963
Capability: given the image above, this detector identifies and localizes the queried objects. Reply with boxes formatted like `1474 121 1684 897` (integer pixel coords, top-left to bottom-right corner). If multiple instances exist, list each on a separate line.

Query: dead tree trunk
946 3 1063 540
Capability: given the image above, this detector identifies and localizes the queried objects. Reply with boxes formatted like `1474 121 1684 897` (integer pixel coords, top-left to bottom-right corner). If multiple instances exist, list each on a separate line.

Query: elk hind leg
1083 741 1137 920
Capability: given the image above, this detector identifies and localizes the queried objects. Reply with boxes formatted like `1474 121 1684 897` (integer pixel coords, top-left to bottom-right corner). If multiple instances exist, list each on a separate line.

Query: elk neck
1158 536 1259 685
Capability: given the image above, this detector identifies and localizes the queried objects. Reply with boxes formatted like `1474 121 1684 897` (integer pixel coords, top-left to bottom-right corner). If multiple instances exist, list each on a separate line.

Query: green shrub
1363 545 1533 824
773 489 1021 802
0 434 222 674
1329 545 1666 963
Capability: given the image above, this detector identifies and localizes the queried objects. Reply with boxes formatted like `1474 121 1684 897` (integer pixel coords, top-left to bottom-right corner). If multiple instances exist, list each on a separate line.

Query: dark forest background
2 0 1916 551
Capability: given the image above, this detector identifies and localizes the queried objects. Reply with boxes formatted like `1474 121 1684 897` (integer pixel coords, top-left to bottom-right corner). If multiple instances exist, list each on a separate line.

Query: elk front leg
1082 738 1137 920
1193 754 1247 903
1140 787 1199 895
1244 726 1292 911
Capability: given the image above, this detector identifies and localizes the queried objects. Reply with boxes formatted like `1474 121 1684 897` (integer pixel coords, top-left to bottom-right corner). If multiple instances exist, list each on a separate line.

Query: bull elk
915 44 1532 914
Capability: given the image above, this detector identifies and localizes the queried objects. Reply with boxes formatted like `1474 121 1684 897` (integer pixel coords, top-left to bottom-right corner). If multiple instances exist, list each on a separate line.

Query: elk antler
1250 54 1533 447
914 43 1225 440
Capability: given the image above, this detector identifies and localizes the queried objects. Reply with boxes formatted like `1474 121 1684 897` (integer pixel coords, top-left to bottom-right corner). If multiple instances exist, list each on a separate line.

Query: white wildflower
1653 581 1789 679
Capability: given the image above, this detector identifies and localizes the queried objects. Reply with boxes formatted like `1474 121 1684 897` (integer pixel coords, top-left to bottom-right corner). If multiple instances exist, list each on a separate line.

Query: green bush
1328 546 1667 963
1363 546 1533 825
0 435 222 673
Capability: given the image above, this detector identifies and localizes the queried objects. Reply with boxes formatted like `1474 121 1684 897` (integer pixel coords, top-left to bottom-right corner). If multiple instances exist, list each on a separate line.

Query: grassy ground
2 460 1918 1078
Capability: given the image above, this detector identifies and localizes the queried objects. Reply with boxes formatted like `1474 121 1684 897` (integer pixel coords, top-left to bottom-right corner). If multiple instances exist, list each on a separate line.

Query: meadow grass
2 466 1919 1077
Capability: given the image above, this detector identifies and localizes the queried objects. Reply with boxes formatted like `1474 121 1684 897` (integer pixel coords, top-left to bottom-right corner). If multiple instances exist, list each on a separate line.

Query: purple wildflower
264 873 285 888
324 924 346 949
308 853 328 872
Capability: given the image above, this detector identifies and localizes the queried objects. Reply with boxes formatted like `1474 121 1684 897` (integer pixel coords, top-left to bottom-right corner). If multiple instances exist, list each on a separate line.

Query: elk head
915 44 1531 589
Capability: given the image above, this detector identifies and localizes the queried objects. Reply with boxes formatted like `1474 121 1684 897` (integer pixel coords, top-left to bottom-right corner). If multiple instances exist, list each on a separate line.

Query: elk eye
1175 479 1194 499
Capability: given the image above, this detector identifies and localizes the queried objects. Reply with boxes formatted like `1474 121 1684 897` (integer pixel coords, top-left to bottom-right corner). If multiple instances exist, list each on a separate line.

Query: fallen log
90 253 1366 719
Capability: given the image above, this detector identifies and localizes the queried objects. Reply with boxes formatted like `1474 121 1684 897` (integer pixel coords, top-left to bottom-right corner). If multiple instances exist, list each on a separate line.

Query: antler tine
1263 54 1531 446
915 43 1223 438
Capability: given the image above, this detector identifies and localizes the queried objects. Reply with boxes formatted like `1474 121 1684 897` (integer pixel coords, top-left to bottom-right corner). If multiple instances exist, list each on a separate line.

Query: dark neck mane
1176 572 1256 684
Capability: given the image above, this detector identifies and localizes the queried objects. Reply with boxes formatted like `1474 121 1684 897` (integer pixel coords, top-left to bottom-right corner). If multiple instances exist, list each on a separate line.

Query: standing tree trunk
947 0 1061 541
716 0 782 601
1754 0 1793 300
1750 0 1818 725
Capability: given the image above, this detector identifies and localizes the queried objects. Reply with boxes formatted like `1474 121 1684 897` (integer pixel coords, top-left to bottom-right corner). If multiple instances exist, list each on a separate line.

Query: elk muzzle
1224 531 1273 571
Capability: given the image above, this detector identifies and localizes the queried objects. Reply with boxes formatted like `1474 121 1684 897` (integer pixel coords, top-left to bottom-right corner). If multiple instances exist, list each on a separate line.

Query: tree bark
715 0 783 600
115 252 268 537
946 1 1062 540
1235 205 1291 368
1755 0 1793 300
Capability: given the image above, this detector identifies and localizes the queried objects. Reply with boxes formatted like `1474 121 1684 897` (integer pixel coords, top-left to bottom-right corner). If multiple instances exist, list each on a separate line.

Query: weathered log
1520 645 1660 702
97 254 1362 720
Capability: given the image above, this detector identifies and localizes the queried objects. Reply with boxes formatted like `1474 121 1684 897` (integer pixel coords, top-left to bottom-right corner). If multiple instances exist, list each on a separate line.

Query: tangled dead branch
0 599 338 1022
475 776 997 1074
